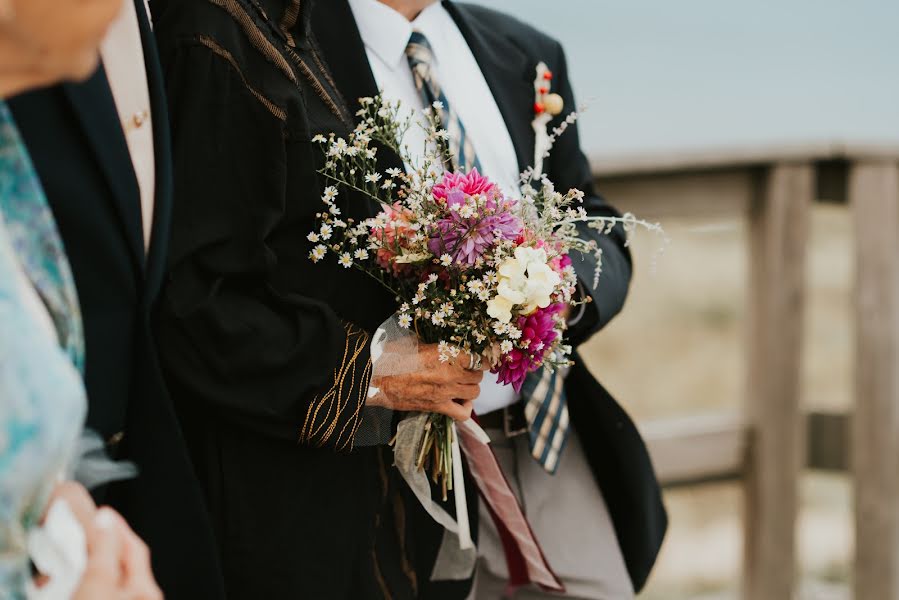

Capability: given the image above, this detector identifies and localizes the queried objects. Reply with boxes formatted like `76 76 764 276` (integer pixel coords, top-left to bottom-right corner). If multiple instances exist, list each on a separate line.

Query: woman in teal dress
0 99 87 597
0 1 166 597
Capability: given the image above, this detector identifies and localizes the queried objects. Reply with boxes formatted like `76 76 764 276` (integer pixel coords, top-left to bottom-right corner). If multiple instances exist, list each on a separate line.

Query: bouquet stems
415 413 455 501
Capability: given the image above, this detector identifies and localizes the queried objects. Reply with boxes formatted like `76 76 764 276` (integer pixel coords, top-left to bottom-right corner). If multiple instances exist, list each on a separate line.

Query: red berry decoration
534 102 545 114
543 71 553 81
538 86 548 94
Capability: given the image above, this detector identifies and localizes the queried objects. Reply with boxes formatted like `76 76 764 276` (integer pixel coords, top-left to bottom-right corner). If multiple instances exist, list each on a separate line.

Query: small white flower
338 253 353 268
500 340 514 354
322 186 339 201
309 244 328 262
427 273 439 284
381 179 395 190
312 134 327 143
319 224 333 240
386 168 402 177
354 249 369 260
307 232 320 243
365 149 377 159
329 205 341 215
398 313 413 329
364 172 382 184
440 254 453 267
432 100 444 111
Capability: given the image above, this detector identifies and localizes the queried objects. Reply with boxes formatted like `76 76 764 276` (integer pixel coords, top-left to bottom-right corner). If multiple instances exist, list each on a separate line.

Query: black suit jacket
313 0 667 592
7 2 224 598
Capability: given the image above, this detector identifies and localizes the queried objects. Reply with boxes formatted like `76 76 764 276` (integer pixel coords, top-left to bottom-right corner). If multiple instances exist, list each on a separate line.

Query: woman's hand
0 0 123 96
73 508 162 600
370 344 486 421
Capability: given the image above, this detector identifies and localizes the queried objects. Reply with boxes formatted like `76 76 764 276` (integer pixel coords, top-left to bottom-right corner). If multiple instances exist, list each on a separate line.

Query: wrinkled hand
0 0 123 96
370 343 485 421
73 508 162 600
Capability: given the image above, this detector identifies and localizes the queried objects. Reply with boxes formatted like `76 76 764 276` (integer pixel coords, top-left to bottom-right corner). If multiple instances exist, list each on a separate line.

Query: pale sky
476 0 899 157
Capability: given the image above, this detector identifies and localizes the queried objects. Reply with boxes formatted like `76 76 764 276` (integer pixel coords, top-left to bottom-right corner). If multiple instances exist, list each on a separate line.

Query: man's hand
370 343 485 421
0 0 123 97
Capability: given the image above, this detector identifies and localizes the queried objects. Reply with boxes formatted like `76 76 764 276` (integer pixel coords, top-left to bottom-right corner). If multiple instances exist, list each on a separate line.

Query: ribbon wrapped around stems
362 314 564 590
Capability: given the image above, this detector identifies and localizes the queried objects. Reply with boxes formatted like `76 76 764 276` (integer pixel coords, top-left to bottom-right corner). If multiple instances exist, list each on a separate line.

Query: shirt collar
348 0 446 70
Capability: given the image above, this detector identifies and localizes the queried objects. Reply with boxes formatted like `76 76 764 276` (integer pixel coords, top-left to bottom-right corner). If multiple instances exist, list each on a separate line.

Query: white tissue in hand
26 499 87 600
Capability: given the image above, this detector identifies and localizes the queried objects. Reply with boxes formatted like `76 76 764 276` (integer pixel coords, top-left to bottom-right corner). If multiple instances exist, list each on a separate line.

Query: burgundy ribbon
456 422 564 594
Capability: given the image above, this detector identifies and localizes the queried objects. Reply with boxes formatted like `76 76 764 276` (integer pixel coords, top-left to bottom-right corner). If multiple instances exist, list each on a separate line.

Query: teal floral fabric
0 101 86 598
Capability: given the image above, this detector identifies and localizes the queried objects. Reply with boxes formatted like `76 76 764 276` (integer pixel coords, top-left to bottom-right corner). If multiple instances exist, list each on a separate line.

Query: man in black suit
7 1 224 597
313 1 667 597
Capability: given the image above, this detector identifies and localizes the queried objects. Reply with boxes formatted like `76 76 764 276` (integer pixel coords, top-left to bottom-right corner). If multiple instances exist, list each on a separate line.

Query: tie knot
406 30 434 70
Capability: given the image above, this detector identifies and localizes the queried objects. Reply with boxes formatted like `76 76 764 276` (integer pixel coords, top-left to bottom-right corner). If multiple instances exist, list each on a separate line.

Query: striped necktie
520 367 570 474
405 31 482 173
404 33 570 474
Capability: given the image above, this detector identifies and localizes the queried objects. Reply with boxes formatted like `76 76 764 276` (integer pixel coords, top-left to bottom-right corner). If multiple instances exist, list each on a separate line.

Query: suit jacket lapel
136 0 172 300
313 0 407 178
62 72 145 272
442 0 536 174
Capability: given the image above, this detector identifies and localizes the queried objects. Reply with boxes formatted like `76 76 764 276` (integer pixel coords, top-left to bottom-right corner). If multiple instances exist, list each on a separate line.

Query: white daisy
309 244 327 262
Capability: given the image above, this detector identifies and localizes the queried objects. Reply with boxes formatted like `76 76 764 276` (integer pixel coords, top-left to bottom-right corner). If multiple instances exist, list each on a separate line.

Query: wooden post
852 160 899 600
743 162 812 600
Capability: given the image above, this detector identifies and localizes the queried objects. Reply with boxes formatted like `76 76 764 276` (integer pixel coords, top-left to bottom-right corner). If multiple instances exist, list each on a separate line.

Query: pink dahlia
428 170 522 266
494 303 565 392
432 169 497 203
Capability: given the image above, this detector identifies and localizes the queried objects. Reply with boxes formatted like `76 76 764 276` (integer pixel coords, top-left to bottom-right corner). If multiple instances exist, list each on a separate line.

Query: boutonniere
531 62 565 179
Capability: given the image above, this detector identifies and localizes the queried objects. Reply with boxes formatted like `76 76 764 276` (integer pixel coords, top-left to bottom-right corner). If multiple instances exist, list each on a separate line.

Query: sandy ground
577 205 853 598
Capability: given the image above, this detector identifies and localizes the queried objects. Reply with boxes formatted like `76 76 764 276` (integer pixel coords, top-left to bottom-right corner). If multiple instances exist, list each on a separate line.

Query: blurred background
476 1 899 598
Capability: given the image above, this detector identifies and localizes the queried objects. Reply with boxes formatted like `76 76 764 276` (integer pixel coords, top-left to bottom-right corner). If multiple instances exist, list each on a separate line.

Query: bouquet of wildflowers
309 96 661 496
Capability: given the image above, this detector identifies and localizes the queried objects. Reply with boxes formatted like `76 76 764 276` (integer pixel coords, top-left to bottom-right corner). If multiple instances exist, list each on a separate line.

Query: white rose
487 246 561 323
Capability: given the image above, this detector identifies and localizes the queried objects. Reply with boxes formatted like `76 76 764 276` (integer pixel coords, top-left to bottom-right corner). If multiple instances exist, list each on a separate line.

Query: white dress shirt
349 0 521 414
99 0 155 252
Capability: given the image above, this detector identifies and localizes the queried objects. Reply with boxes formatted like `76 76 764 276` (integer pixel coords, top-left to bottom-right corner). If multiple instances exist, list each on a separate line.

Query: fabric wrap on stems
393 414 483 581
358 314 563 588
353 314 420 447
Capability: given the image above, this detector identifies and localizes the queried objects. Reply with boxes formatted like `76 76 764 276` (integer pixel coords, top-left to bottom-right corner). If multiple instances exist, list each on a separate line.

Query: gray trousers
470 430 635 600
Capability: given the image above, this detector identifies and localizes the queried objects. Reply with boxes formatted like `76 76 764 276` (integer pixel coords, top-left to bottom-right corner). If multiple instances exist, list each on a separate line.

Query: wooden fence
592 143 899 600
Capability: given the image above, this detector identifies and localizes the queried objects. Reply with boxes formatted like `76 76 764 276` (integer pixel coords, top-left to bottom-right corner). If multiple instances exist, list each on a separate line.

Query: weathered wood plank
851 160 899 600
597 169 754 219
743 163 813 600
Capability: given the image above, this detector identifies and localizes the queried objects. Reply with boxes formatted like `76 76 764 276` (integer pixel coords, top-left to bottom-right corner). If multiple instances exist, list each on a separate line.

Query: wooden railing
591 143 899 600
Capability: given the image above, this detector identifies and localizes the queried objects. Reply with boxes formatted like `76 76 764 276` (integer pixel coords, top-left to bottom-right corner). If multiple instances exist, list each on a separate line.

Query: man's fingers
454 367 485 385
437 399 473 422
451 383 481 402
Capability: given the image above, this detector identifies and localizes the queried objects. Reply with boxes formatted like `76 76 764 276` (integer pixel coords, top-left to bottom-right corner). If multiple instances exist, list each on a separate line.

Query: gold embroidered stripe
283 44 351 126
299 323 371 448
206 0 299 86
197 35 287 121
280 0 301 47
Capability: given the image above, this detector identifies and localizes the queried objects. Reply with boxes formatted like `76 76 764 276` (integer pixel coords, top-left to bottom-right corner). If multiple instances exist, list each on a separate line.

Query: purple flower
428 169 522 266
429 211 522 267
